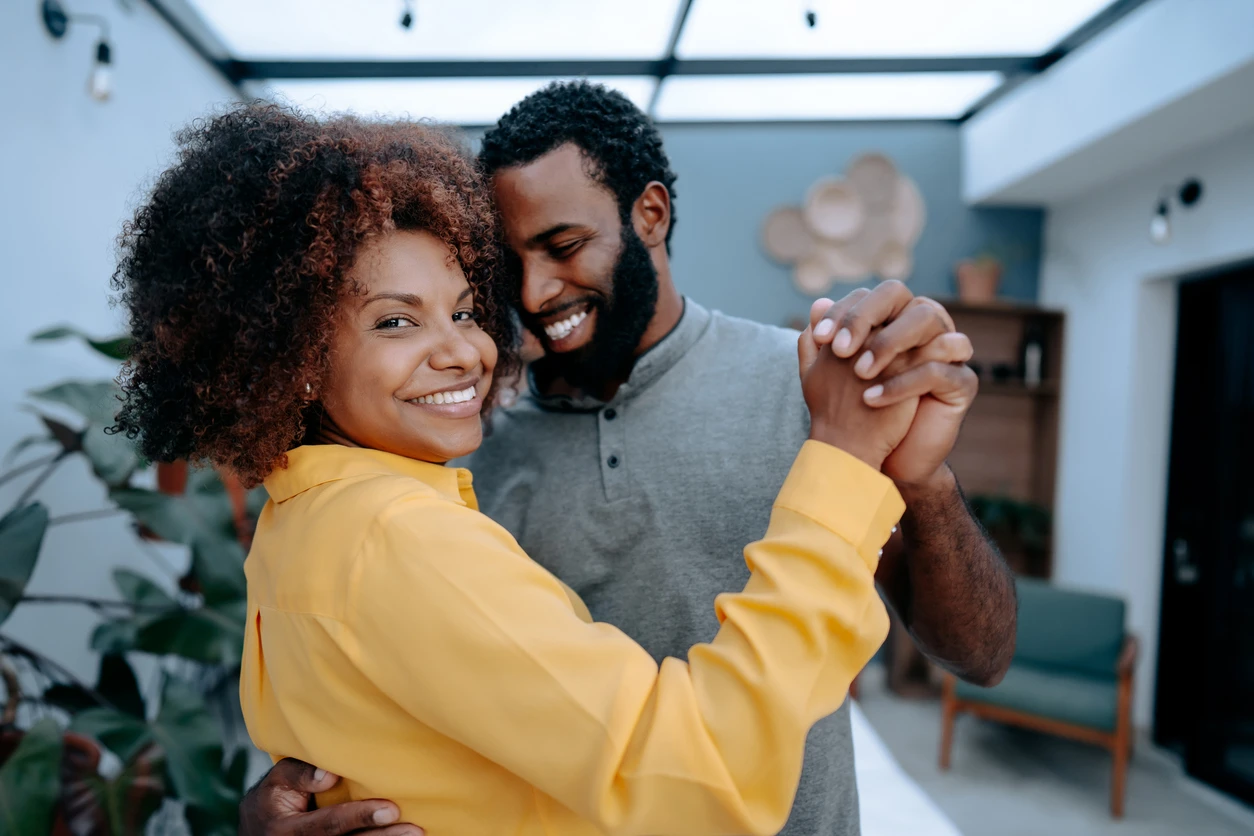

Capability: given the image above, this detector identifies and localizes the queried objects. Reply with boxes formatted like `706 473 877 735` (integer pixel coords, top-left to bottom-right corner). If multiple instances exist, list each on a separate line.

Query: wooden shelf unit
943 299 1064 579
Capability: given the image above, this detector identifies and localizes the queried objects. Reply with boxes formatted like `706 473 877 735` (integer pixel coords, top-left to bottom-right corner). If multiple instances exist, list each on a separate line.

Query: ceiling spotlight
400 1 414 29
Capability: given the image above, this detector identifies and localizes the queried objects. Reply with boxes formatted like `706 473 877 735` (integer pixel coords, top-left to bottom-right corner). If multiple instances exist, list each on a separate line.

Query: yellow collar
264 445 475 507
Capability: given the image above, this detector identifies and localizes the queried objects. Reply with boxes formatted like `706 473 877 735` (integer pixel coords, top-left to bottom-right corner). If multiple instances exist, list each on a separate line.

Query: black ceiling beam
1034 0 1157 73
648 0 697 115
143 0 242 94
228 55 1039 82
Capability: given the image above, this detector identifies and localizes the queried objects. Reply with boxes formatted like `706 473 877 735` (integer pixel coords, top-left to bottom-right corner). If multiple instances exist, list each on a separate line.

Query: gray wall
660 122 1043 328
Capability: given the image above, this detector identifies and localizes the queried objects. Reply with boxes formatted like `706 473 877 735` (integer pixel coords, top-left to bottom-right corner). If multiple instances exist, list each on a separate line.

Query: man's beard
529 223 659 395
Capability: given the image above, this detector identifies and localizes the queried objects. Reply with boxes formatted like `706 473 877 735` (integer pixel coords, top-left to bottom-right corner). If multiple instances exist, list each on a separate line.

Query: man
241 81 1016 836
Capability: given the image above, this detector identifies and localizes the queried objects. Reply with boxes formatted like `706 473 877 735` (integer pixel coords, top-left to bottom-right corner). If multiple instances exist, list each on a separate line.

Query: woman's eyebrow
363 292 424 307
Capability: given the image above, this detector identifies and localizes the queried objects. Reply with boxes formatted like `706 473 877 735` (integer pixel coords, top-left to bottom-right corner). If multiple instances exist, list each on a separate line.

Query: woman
113 104 909 835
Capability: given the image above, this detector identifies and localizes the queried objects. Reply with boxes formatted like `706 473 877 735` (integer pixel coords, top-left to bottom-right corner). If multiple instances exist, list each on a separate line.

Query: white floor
856 666 1254 836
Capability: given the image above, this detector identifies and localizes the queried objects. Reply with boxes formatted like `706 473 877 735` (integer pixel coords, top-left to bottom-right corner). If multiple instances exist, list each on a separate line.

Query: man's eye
551 241 582 258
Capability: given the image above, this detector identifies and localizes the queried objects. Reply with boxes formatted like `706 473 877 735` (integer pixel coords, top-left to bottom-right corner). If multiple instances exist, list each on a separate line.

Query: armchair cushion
1014 578 1126 678
954 662 1119 731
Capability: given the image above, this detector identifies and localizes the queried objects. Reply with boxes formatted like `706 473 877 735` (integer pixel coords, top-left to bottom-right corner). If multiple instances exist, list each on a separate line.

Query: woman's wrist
807 423 886 471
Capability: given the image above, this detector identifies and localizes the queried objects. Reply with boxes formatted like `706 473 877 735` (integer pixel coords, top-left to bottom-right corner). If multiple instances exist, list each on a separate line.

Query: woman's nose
429 325 480 371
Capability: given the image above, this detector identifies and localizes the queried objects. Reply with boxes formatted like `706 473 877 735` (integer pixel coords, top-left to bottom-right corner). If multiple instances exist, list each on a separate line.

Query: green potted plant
0 326 262 834
968 493 1053 577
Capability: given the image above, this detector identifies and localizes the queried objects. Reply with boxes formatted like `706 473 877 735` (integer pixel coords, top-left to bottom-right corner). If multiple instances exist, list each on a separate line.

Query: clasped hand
797 281 978 488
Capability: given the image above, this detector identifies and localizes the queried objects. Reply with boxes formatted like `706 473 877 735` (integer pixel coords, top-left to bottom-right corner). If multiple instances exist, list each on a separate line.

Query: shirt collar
525 297 712 412
264 445 475 507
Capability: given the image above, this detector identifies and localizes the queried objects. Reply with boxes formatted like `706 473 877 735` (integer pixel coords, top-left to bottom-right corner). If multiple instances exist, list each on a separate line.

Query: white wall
0 1 238 684
964 0 1254 206
1039 123 1254 726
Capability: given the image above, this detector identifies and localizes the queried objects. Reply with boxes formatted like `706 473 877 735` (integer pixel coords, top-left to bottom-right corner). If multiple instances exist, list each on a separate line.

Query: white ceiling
181 0 1125 123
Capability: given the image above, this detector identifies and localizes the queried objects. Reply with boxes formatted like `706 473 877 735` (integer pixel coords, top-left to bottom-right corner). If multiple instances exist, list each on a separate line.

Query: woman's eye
376 317 416 330
452 310 478 323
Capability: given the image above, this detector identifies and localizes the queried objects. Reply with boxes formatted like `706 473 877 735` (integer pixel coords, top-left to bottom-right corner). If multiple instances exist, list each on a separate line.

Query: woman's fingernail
814 319 835 339
374 807 400 825
864 384 884 402
834 328 852 354
855 351 875 376
313 768 327 783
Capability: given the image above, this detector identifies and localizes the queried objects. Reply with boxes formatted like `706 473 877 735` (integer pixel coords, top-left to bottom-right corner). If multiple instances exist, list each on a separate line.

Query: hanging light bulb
1148 194 1168 246
89 38 112 101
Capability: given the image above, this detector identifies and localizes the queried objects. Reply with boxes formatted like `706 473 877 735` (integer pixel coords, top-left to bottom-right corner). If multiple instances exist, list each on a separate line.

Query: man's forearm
879 466 1017 686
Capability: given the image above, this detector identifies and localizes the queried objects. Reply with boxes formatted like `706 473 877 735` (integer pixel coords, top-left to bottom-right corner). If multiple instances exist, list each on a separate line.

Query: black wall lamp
1150 178 1204 245
41 0 114 102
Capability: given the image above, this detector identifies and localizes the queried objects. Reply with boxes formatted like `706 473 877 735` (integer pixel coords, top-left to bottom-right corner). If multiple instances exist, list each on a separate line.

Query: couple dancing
112 82 1016 836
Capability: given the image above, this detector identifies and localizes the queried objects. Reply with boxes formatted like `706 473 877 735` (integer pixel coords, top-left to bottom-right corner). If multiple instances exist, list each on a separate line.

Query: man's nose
520 260 566 315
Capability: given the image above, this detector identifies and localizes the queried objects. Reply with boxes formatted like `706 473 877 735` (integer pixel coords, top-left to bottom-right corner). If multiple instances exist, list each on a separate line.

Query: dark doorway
1155 262 1254 807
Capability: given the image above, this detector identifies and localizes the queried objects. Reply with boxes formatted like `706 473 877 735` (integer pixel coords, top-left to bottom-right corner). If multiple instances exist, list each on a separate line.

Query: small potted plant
955 252 1004 303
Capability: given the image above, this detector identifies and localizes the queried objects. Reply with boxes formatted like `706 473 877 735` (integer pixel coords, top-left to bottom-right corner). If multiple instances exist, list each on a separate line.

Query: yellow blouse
239 441 901 835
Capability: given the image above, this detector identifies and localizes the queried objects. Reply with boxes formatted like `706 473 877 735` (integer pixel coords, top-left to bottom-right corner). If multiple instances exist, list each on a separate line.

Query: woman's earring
305 382 312 396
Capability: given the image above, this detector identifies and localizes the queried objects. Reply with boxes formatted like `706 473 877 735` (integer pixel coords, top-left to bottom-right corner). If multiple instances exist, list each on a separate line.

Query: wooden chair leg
1111 667 1134 818
939 674 957 770
1111 738 1128 818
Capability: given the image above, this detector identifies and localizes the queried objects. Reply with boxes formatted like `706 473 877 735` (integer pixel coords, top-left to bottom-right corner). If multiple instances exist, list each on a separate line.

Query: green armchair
939 578 1138 817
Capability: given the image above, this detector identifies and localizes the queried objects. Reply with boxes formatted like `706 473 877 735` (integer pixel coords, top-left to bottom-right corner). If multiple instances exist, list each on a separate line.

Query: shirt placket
598 399 629 501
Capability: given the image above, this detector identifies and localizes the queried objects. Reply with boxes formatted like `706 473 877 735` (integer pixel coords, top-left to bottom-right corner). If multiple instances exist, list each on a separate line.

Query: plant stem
47 508 127 526
19 594 174 613
12 452 68 509
0 453 59 491
0 634 117 711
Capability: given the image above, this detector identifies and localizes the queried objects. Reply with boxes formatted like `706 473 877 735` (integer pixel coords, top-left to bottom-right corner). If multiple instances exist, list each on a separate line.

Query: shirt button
604 408 617 420
607 455 620 468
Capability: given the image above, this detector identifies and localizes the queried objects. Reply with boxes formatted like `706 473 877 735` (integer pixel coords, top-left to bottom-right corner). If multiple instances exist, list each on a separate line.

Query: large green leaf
31 325 132 360
152 679 236 812
76 680 236 817
91 619 140 655
111 471 246 605
112 569 176 610
0 503 49 627
29 381 140 486
0 717 63 835
191 538 247 606
110 472 236 550
100 569 244 666
134 602 246 667
71 709 150 765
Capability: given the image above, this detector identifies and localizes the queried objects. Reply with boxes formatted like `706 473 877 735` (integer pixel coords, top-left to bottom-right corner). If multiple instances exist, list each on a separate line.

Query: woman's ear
632 182 671 249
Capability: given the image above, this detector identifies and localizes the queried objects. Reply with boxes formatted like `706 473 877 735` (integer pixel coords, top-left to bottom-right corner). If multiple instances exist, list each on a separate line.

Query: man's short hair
479 80 678 248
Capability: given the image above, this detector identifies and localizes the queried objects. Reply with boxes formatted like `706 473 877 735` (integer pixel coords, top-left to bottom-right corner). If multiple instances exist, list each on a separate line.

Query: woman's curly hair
112 103 518 487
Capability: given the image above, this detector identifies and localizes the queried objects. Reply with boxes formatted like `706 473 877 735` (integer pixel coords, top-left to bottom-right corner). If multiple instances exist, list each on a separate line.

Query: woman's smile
402 377 483 418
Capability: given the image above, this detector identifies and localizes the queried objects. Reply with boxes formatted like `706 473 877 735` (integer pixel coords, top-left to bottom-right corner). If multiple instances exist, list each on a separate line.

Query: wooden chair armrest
1117 634 1139 677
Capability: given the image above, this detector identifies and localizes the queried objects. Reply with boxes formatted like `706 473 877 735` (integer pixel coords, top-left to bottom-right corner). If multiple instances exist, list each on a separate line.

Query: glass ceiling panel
257 77 659 126
678 0 1117 58
188 0 681 60
653 73 1003 121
